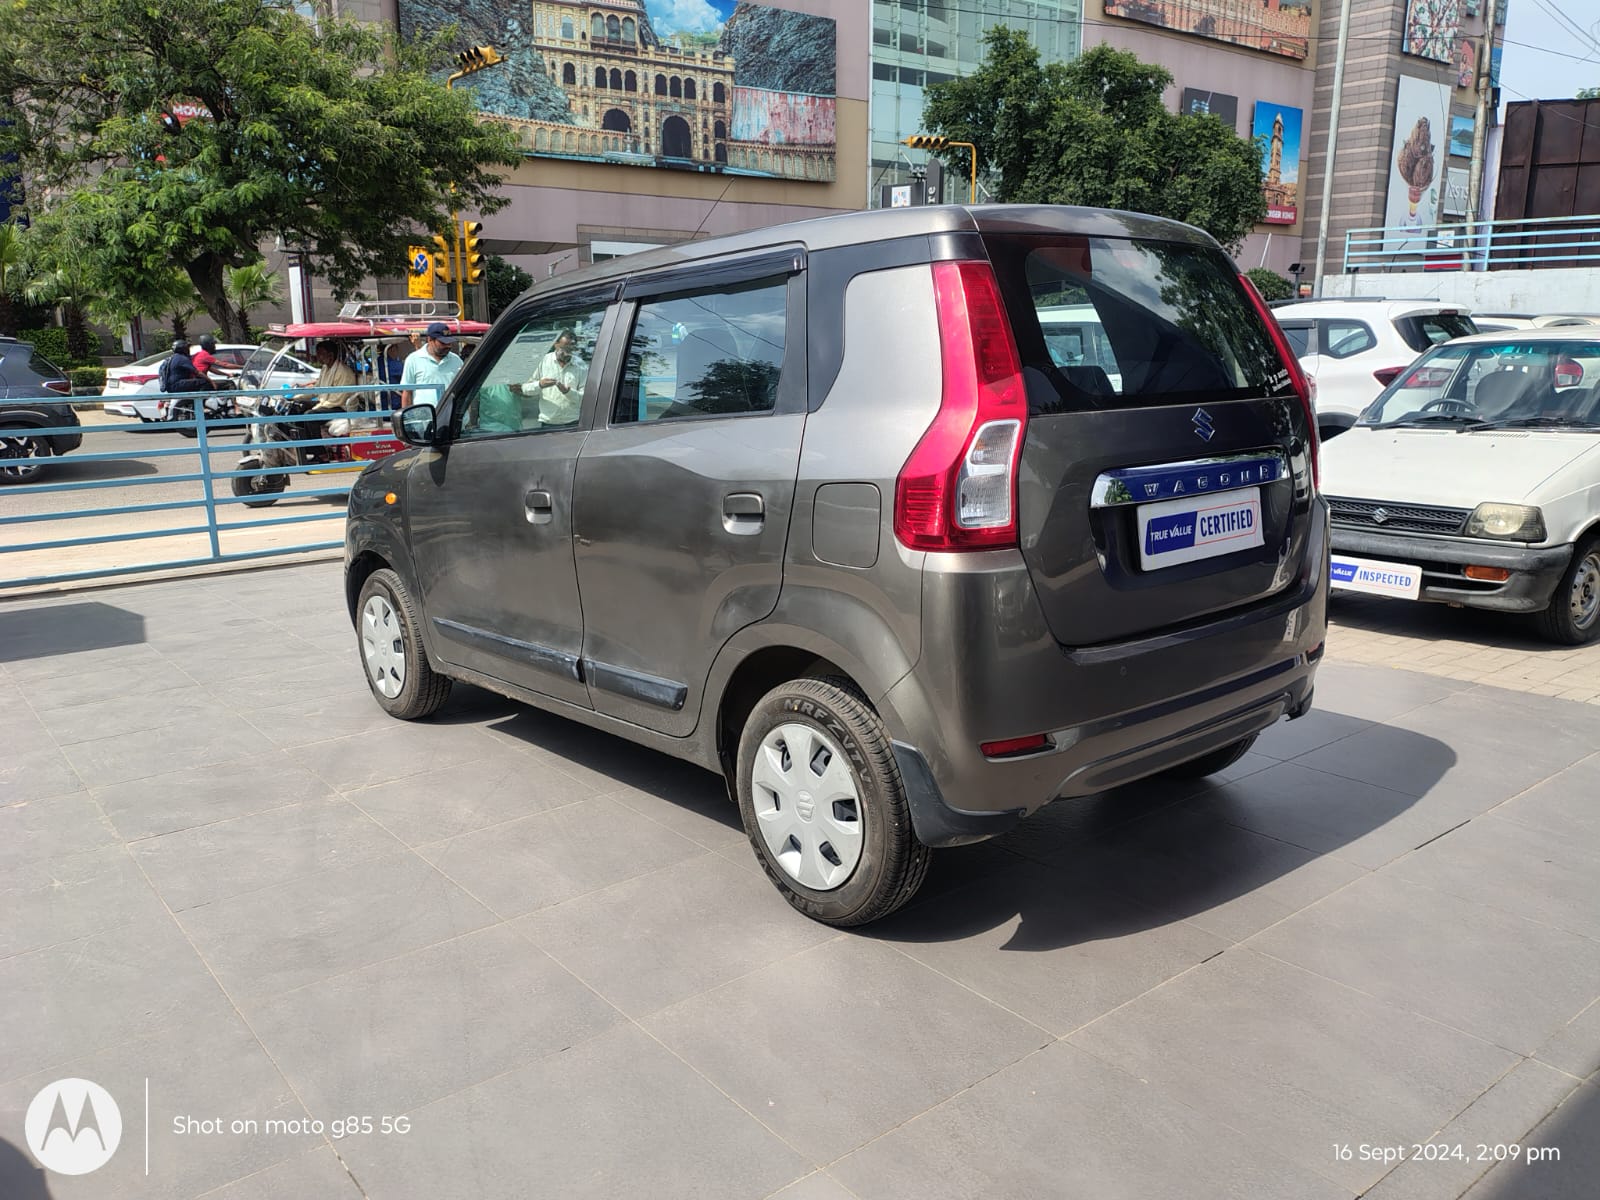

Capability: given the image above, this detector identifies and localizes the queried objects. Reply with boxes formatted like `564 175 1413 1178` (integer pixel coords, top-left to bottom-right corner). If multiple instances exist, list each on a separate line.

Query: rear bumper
1331 526 1570 613
880 505 1329 847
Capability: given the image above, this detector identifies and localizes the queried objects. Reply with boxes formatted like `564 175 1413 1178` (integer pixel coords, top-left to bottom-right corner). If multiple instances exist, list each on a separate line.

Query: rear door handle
525 489 554 525
723 492 764 535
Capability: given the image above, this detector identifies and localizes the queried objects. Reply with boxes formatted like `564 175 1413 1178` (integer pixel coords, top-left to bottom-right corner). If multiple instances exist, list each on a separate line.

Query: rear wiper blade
1465 416 1600 431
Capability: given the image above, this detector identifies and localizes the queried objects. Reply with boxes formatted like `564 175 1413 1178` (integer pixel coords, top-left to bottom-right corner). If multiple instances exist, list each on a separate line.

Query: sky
1498 0 1600 107
647 0 734 38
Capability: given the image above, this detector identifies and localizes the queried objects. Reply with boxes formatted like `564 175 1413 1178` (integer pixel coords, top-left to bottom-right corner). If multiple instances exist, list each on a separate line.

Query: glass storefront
870 0 1082 205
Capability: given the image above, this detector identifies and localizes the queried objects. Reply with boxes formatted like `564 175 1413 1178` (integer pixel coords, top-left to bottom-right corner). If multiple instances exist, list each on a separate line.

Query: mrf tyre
736 676 931 927
1536 536 1600 646
1162 733 1258 779
356 568 451 720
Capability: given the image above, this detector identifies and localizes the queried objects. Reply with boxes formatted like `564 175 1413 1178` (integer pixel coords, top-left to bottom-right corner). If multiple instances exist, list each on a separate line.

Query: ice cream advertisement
1385 75 1453 241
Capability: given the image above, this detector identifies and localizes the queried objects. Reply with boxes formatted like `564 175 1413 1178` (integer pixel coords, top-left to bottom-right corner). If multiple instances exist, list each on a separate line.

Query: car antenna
689 175 738 243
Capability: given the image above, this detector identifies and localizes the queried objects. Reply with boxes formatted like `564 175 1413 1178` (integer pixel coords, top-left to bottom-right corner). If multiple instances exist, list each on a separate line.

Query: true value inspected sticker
1330 555 1423 599
1137 488 1264 570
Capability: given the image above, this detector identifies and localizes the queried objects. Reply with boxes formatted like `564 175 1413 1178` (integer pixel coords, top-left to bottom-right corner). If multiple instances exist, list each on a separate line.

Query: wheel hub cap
361 595 406 698
1572 552 1600 630
750 722 863 891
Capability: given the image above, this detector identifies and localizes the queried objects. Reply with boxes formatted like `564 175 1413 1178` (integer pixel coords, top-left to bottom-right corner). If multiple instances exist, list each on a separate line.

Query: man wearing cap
399 321 464 408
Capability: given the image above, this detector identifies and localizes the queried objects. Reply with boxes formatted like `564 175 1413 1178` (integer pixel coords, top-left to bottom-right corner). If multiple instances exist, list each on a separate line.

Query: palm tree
224 265 283 333
0 220 22 337
25 259 94 361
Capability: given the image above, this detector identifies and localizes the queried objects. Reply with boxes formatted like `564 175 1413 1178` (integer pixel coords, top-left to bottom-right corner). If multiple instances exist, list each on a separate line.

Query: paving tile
1254 708 1374 762
1306 661 1475 722
1191 760 1464 870
1044 800 1368 943
644 936 1049 1163
2 843 172 958
0 1006 315 1200
210 660 368 710
480 705 687 793
418 795 705 919
156 634 330 685
0 743 85 802
246 924 621 1119
19 657 200 712
336 1024 807 1200
601 768 747 851
872 857 1228 1036
1364 1060 1581 1200
764 1172 859 1200
1389 815 1600 942
1251 873 1600 1056
2 640 166 683
514 853 835 1018
1533 998 1600 1080
833 1040 1349 1200
60 717 278 789
293 723 503 792
0 790 120 868
176 852 496 1003
32 686 221 748
1460 1078 1598 1200
1491 753 1600 844
1068 950 1520 1194
128 798 404 912
348 752 602 847
241 692 401 748
0 600 151 666
93 755 338 842
0 913 232 1083
195 1147 363 1200
993 772 1209 862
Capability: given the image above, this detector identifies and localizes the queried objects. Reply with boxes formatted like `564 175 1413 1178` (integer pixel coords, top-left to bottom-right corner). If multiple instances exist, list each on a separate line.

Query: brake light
1239 273 1318 490
894 260 1029 551
122 373 159 385
981 733 1051 758
42 379 71 396
1373 366 1406 387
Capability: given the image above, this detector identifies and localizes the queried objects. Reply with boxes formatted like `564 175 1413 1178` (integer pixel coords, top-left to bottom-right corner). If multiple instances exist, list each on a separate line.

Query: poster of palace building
398 0 838 182
1104 1 1311 61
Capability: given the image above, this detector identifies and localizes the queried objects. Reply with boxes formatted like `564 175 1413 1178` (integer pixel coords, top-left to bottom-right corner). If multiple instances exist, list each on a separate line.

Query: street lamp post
444 45 504 316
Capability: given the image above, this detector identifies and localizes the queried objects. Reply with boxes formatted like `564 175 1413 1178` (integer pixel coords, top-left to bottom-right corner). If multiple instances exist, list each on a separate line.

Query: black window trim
620 245 804 302
1316 317 1377 361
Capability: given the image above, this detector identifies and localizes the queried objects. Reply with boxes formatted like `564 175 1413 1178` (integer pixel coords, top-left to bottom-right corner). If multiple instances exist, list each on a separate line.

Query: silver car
345 205 1329 926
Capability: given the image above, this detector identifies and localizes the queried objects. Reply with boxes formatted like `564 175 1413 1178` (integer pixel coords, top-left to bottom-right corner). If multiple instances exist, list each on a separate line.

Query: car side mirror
394 404 439 446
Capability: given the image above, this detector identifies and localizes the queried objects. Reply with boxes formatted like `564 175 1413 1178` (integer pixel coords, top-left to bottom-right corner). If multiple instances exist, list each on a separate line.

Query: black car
0 336 82 483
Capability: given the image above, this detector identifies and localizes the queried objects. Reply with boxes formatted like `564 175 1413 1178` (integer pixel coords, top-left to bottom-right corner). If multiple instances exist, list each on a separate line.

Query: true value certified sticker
1330 555 1423 599
1137 488 1265 570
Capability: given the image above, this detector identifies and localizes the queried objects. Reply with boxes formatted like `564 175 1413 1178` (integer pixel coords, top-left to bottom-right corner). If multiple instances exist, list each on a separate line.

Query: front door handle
525 489 554 526
723 492 764 536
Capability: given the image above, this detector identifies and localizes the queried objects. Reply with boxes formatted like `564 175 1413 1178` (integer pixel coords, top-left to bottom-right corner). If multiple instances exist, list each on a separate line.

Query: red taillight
1239 273 1318 490
981 733 1051 758
894 260 1029 551
1373 366 1406 387
42 379 72 396
121 373 159 386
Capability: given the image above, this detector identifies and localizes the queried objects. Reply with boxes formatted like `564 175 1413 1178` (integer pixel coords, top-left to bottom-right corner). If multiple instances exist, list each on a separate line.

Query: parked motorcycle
231 394 403 508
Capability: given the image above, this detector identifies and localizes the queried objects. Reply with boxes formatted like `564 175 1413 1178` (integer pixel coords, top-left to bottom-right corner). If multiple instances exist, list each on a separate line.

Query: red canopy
265 318 491 339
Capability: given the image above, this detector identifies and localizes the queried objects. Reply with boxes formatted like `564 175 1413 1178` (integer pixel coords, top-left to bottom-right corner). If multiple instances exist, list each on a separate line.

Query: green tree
0 0 520 343
1578 87 1600 100
0 220 22 336
224 264 284 329
23 254 96 363
922 33 1267 250
484 254 534 320
1245 268 1294 301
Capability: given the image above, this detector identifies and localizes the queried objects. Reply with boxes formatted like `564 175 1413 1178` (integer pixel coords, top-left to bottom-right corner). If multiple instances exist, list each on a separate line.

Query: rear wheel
736 677 930 927
169 399 198 437
1163 734 1258 779
1536 536 1600 645
356 568 451 719
0 429 52 483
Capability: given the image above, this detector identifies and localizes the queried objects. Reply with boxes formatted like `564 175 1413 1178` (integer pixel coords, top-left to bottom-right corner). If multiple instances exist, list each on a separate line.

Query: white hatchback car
102 344 316 420
1322 329 1600 643
1273 299 1479 432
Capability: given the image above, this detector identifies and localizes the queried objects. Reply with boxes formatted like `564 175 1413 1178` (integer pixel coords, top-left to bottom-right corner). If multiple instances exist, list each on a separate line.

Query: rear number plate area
1137 488 1264 570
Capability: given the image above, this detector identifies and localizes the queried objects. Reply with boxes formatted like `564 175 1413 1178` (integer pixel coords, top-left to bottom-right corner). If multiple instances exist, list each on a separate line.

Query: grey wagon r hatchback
345 205 1329 926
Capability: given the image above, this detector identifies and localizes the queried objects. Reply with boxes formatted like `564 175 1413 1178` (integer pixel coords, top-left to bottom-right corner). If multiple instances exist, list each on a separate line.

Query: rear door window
985 234 1293 414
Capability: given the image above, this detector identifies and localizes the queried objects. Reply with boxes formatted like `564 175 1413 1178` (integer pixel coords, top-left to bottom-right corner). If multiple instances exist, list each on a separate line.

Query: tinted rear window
30 350 67 380
1397 312 1478 352
985 234 1293 414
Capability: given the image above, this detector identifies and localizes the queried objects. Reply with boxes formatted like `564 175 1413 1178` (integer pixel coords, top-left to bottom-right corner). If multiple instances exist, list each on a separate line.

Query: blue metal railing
1 381 433 591
1343 212 1600 273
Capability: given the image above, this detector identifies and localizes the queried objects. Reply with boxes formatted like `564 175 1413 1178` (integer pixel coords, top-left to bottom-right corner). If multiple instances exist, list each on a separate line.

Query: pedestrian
399 321 464 408
520 329 586 426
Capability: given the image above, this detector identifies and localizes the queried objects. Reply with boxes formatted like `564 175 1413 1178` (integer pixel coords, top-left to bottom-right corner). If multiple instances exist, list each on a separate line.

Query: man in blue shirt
399 322 464 408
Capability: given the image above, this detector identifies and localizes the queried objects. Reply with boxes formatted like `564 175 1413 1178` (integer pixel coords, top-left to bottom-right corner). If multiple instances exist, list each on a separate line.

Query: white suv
1274 299 1479 432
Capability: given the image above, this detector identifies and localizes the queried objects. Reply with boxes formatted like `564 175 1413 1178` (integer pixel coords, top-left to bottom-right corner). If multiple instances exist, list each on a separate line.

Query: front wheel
1536 537 1600 645
0 430 53 483
736 677 930 927
356 568 451 719
230 467 285 509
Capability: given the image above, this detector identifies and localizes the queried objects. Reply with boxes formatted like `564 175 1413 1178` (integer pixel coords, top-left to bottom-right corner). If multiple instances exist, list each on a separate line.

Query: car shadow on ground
0 1138 53 1199
38 456 160 483
468 686 1449 950
1331 592 1567 653
0 602 146 663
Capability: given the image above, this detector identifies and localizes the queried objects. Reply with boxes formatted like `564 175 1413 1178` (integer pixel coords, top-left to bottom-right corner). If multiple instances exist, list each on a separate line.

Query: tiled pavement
1 562 1596 1199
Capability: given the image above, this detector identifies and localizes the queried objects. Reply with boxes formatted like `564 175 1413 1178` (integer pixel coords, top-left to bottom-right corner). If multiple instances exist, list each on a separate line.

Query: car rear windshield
1396 312 1478 352
984 233 1294 415
30 350 67 380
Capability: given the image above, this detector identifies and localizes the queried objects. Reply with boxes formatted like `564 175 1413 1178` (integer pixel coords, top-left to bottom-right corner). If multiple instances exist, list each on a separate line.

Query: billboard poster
1386 75 1453 237
1253 101 1302 225
1180 88 1239 131
1449 114 1475 157
1443 167 1470 216
1457 38 1476 89
397 1 838 182
1403 0 1461 64
1104 2 1310 61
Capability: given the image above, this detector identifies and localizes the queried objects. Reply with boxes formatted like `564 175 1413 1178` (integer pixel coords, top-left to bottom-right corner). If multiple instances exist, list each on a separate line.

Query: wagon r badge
1192 408 1215 442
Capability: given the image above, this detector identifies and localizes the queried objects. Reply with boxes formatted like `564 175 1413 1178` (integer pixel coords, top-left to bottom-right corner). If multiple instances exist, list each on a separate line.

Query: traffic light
456 45 504 72
903 135 950 152
461 220 485 285
431 234 452 284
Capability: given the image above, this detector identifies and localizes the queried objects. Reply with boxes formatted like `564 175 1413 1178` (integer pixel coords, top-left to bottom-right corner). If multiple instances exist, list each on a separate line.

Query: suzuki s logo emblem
1192 408 1215 442
1372 507 1390 525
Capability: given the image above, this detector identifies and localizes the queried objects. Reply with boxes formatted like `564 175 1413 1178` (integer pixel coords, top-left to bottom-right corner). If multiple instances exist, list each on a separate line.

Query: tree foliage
0 220 22 336
0 0 520 341
922 33 1267 251
484 254 533 320
1245 268 1294 301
